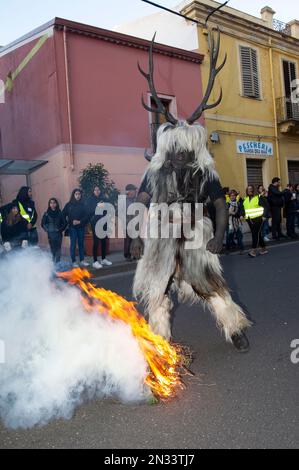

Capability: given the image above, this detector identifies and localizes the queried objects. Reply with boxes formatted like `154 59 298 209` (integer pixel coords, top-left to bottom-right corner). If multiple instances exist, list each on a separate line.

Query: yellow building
181 0 299 193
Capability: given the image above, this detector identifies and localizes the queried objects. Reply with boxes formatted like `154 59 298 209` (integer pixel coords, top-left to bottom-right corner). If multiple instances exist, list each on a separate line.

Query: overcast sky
0 0 297 46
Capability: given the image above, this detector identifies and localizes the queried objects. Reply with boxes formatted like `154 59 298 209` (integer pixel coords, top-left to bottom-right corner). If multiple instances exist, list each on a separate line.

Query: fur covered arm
206 197 228 254
130 192 151 260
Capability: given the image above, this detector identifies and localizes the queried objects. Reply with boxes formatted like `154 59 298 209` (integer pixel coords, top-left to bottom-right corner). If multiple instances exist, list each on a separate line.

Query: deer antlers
138 33 178 126
138 28 226 125
187 27 227 124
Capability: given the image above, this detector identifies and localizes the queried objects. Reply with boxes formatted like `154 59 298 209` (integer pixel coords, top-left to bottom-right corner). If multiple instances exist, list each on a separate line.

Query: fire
57 269 185 400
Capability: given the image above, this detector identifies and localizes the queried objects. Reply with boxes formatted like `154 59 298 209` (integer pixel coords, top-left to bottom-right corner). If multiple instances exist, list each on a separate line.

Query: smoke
0 250 149 429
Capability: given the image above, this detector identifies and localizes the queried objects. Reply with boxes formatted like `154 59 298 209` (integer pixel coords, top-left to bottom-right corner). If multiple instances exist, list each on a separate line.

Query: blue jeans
262 219 270 239
226 228 244 251
69 227 85 263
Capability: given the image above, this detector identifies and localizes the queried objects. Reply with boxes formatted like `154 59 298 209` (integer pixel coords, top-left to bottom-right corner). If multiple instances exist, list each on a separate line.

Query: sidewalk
84 230 299 280
55 222 299 279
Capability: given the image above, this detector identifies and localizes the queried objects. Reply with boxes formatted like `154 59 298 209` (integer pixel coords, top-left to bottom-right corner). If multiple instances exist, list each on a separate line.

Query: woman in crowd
258 185 271 242
63 189 90 268
226 190 244 254
42 198 66 264
1 204 28 251
243 186 269 258
86 186 112 270
13 186 38 246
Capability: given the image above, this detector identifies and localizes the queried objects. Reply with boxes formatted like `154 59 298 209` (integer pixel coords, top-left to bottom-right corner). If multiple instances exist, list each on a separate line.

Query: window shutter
240 46 260 99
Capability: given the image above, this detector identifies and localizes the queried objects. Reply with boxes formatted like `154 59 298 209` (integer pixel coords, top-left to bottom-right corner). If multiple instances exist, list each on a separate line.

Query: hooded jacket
62 191 89 229
42 208 66 236
13 186 38 227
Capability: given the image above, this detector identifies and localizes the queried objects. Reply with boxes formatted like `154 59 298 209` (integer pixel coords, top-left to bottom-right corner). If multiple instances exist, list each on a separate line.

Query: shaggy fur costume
133 122 251 341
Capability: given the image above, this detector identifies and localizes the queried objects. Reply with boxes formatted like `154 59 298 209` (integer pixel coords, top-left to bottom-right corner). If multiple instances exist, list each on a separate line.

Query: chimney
287 19 299 39
261 6 276 28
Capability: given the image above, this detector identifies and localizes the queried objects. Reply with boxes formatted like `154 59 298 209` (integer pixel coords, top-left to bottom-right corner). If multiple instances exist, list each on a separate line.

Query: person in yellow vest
13 186 38 246
243 186 269 258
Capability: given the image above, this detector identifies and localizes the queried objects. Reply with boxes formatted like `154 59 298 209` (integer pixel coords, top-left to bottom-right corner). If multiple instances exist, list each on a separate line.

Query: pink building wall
0 19 204 250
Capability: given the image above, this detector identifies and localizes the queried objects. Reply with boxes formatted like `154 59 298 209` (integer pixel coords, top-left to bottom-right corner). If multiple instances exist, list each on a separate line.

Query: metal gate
246 159 264 190
288 161 299 184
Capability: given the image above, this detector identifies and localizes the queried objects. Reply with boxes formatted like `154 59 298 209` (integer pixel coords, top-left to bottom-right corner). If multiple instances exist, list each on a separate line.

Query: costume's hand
206 237 223 255
130 237 144 260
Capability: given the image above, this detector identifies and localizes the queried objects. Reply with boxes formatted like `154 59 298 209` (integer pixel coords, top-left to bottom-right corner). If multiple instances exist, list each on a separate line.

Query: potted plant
79 163 119 256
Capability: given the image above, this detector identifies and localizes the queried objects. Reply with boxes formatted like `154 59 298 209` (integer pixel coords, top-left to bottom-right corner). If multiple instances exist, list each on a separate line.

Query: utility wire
141 0 202 25
141 0 230 26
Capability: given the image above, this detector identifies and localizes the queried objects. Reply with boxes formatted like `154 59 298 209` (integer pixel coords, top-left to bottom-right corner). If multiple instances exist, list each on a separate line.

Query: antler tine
138 34 178 125
187 27 226 124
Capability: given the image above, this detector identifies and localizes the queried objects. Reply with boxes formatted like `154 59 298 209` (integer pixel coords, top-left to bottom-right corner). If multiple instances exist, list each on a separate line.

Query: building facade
116 0 299 194
0 18 204 248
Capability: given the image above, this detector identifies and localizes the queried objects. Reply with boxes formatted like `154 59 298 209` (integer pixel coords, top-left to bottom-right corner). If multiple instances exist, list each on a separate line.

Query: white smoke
0 250 149 429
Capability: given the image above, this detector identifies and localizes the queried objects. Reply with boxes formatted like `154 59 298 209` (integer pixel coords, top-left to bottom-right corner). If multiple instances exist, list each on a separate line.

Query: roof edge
0 17 203 64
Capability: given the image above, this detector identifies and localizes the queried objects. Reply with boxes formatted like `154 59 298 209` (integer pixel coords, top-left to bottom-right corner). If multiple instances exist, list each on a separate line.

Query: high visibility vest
18 202 36 228
243 196 264 220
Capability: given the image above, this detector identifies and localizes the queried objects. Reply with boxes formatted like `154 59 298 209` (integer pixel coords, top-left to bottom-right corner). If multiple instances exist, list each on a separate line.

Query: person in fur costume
131 29 251 352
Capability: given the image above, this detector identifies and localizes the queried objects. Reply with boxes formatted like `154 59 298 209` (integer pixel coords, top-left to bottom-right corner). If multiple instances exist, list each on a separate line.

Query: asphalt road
1 242 299 449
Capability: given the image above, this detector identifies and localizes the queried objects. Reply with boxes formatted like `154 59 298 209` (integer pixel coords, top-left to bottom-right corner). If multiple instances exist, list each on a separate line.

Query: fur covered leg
148 295 173 341
208 293 252 342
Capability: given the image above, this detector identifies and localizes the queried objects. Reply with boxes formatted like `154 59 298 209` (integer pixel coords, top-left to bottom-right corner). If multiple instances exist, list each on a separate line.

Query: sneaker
92 261 103 270
72 262 79 268
260 249 269 256
101 259 113 267
248 250 257 258
80 261 90 267
264 237 270 242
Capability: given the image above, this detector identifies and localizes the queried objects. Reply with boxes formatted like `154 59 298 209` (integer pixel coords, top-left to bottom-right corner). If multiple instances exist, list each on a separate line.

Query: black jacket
1 217 28 243
85 195 108 226
42 209 66 236
13 186 38 226
268 185 284 208
283 189 298 214
62 201 89 229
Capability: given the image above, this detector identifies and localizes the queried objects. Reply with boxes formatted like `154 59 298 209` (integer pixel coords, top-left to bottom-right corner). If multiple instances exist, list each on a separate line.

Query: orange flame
57 269 184 400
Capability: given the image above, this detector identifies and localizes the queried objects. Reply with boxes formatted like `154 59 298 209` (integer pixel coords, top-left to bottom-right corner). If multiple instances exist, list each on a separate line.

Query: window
150 97 172 152
283 60 299 119
240 46 261 99
283 60 296 98
246 159 264 189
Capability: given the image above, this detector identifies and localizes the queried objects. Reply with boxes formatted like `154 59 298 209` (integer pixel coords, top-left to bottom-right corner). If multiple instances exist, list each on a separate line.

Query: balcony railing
276 97 299 123
273 19 291 36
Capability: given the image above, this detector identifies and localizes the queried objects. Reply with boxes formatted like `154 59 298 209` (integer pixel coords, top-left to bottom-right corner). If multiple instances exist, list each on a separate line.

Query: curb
88 238 299 280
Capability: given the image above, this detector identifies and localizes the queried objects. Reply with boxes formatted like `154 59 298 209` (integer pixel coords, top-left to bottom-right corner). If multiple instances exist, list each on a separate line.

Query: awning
0 159 48 176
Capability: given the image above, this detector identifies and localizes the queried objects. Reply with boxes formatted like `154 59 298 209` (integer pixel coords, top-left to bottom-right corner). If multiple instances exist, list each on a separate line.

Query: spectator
268 178 286 240
223 187 230 203
258 185 271 242
63 189 90 268
283 184 298 239
1 204 28 252
86 186 112 270
124 184 138 260
13 186 38 246
243 186 268 258
42 198 66 264
226 190 244 254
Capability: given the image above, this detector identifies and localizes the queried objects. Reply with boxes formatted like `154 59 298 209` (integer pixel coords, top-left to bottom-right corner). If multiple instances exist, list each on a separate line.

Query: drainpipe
269 38 281 180
63 26 75 171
